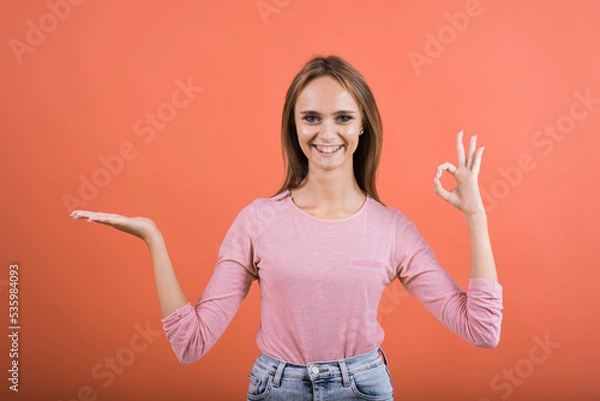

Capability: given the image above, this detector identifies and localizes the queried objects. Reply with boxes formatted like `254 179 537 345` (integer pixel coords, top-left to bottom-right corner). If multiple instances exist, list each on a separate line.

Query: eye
303 115 319 123
338 115 353 122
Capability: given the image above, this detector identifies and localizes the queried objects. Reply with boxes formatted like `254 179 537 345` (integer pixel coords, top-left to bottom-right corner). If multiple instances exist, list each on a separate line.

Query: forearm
465 212 498 282
145 230 189 318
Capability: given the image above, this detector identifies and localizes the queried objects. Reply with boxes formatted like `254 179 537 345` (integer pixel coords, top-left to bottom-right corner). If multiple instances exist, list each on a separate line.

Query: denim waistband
253 347 389 388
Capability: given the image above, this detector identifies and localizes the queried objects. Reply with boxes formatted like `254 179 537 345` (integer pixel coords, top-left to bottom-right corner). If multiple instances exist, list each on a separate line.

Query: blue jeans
246 347 394 400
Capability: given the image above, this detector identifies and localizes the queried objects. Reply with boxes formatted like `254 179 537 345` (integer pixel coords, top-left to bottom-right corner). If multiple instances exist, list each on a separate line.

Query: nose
318 118 338 141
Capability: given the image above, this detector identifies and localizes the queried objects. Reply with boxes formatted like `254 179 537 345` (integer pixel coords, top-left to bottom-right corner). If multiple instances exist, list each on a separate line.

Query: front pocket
247 370 273 400
350 363 394 400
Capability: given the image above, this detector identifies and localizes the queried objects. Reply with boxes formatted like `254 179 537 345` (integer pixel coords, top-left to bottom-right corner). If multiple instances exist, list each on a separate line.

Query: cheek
340 124 359 135
296 127 314 143
342 127 359 140
296 123 313 134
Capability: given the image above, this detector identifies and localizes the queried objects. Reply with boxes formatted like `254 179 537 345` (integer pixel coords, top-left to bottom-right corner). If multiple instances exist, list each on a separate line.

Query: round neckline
284 189 370 223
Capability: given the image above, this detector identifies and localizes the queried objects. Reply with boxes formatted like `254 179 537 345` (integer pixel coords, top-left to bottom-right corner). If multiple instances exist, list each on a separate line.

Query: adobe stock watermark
7 264 20 393
478 332 560 401
378 279 411 317
407 0 498 76
255 0 291 26
57 320 163 401
9 0 86 65
481 88 599 212
62 77 203 212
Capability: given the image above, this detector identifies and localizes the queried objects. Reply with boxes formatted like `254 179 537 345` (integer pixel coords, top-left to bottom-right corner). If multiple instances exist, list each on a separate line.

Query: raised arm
160 202 259 364
394 130 503 348
70 211 188 317
433 130 498 282
145 229 190 317
394 214 503 348
71 201 260 364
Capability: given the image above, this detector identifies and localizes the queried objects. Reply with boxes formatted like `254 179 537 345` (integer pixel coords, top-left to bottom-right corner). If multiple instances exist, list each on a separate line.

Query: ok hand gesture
433 130 486 217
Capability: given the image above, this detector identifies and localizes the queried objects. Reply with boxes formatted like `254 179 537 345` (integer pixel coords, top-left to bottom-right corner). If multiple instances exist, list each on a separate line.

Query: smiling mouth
313 145 344 154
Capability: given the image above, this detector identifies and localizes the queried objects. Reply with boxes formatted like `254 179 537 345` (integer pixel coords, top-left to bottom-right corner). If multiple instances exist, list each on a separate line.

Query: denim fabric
246 347 394 401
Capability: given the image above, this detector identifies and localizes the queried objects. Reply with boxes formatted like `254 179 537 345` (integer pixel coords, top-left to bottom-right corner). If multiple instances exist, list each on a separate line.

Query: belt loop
272 361 286 387
378 346 389 367
338 360 350 387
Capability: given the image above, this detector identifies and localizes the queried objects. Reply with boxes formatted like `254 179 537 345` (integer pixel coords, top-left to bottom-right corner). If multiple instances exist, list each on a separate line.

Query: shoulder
234 190 291 220
368 196 405 223
368 198 421 240
246 190 291 208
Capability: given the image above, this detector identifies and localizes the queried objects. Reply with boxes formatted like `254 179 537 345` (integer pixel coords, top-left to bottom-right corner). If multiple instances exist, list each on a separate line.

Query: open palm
433 130 486 216
70 210 158 243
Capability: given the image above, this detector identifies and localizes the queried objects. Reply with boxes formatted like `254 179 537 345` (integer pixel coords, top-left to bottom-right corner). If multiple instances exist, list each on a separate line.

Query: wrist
144 227 163 248
464 209 487 224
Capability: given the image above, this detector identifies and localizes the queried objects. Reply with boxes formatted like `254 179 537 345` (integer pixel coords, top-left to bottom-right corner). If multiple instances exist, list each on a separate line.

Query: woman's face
294 75 363 174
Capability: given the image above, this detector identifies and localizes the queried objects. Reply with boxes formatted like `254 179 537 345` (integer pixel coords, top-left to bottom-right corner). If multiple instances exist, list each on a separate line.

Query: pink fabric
161 190 504 365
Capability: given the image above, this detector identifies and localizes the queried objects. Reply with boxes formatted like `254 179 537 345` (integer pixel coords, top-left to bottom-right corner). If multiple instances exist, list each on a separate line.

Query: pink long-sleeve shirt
161 189 504 365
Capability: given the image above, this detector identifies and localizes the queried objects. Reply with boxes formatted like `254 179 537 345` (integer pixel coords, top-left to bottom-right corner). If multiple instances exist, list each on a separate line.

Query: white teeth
315 145 342 154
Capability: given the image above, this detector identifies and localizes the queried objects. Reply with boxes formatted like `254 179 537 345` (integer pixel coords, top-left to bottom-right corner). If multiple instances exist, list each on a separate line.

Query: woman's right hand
70 210 159 244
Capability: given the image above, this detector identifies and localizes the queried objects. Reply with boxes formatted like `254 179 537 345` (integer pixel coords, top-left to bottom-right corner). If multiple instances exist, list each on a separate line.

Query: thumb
433 177 452 202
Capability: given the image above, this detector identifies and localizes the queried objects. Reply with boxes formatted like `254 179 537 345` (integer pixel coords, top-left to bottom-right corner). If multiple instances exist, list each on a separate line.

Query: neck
294 164 364 207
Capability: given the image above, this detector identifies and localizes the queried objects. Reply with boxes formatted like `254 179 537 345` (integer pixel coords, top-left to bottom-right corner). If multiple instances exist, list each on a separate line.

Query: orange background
2 0 599 400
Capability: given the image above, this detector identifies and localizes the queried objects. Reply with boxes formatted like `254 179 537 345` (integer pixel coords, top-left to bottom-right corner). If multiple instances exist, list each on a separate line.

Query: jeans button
311 366 319 374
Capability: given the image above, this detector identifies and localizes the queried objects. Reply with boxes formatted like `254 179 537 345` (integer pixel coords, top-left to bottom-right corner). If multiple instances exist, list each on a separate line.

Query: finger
433 175 452 202
468 134 477 170
435 162 458 180
71 211 120 224
456 129 466 167
472 146 485 176
70 209 88 217
71 210 101 220
71 210 94 220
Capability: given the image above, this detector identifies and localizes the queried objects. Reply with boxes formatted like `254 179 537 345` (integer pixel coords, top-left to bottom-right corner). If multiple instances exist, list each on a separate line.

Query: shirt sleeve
394 212 504 348
160 201 259 364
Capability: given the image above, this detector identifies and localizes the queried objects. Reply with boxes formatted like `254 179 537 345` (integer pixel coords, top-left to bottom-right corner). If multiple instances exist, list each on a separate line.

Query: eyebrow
298 110 357 115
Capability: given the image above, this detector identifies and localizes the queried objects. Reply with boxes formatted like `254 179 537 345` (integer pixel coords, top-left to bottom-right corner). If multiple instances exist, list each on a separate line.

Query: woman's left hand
433 130 487 217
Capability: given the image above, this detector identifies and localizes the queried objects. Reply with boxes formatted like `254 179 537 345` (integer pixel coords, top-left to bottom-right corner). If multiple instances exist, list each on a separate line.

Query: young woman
71 55 503 401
